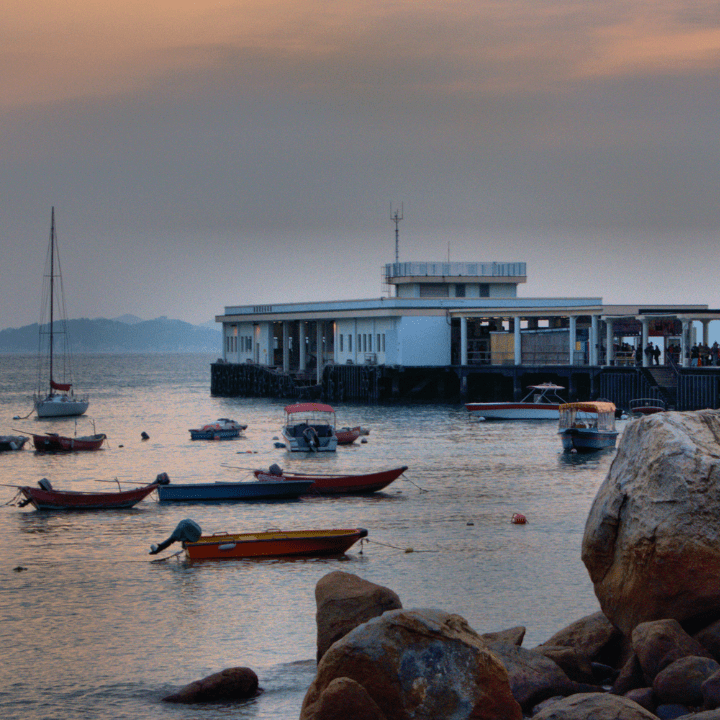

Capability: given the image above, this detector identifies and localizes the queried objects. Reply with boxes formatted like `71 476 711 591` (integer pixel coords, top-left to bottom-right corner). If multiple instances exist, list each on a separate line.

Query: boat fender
511 513 527 524
268 463 283 476
149 518 202 555
38 478 53 492
155 472 171 485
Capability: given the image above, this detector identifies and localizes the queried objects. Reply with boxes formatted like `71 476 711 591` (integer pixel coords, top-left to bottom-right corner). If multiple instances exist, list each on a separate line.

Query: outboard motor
155 472 171 485
38 478 53 492
268 463 283 476
149 519 202 555
303 426 320 452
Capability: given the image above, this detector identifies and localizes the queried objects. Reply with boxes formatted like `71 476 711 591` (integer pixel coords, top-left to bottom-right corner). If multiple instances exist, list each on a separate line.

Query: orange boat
149 520 368 561
18 478 158 510
31 432 106 452
253 465 407 494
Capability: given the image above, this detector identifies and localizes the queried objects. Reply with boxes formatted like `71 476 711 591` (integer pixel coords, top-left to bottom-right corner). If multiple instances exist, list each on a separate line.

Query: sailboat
33 208 89 418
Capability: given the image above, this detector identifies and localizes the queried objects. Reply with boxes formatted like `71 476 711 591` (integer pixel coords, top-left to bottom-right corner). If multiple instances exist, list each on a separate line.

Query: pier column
569 315 577 365
316 321 323 384
282 322 290 374
605 318 614 366
640 317 649 367
460 317 468 366
514 317 521 365
590 315 598 365
681 319 690 367
703 319 710 346
299 322 306 371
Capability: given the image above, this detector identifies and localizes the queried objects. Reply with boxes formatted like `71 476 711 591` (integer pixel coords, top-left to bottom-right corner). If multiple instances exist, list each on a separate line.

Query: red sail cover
51 379 72 392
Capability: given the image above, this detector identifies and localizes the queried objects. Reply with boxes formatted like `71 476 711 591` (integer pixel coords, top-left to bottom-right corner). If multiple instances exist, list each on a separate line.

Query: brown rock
653 655 720 705
162 666 258 703
315 571 402 662
531 692 659 719
703 669 720 709
481 625 526 646
624 687 655 712
536 612 623 666
582 410 720 636
538 645 595 684
632 619 714 682
306 677 388 720
697 620 720 661
300 608 522 720
612 654 645 695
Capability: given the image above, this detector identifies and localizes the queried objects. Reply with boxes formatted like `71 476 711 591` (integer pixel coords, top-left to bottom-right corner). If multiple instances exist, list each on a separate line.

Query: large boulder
304 677 388 720
315 571 402 662
582 410 720 636
300 608 522 720
162 666 258 703
531 692 659 719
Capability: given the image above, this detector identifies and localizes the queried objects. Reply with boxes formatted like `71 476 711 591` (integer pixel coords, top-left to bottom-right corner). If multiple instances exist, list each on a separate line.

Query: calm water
0 354 620 719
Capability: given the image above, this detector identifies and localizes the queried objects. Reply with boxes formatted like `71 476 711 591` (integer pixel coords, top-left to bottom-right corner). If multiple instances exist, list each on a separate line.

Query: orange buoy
511 513 527 524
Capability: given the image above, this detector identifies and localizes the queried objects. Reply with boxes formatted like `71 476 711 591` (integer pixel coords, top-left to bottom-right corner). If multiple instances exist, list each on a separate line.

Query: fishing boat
253 465 408 494
465 383 565 420
558 401 619 453
281 403 338 452
31 432 106 452
33 208 89 418
335 427 362 445
0 435 28 452
149 519 368 561
156 477 313 502
17 477 159 510
188 418 247 440
629 398 666 416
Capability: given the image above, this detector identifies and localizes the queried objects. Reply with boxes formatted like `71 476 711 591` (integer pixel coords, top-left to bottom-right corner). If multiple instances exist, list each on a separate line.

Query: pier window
369 334 372 352
339 334 344 352
382 334 385 351
348 334 352 352
377 333 381 352
357 334 361 351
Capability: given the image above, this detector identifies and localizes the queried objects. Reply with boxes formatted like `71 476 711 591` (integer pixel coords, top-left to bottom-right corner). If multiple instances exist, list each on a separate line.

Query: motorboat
31 432 106 452
253 465 408 494
149 519 368 561
189 418 247 440
335 427 362 445
156 477 313 502
16 477 159 510
33 208 89 418
558 401 619 453
465 383 565 420
0 435 28 451
629 398 666 416
281 403 338 452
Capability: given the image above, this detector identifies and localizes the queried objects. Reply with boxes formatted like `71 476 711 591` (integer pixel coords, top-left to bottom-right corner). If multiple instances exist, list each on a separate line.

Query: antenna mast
390 203 403 263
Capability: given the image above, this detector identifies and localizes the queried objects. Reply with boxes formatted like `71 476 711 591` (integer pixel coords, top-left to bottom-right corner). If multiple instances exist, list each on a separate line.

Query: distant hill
0 317 222 354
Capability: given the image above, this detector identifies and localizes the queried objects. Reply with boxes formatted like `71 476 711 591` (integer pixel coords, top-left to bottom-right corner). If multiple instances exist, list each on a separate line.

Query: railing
384 262 526 280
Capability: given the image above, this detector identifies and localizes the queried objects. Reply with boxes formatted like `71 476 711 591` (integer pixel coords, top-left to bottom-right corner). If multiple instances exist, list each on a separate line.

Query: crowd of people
610 340 720 367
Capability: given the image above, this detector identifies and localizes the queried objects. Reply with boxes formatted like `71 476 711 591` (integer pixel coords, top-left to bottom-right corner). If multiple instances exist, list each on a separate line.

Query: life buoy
511 513 527 524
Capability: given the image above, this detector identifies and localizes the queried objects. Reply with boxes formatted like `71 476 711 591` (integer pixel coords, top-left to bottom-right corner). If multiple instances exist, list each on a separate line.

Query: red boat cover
51 379 72 391
284 402 335 414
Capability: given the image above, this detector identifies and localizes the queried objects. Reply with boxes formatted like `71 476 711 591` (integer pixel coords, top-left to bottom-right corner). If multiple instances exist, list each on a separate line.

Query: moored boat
335 427 362 445
465 383 565 420
149 519 368 561
156 477 313 502
281 403 338 452
31 432 106 452
629 398 666 416
0 435 28 451
189 418 247 440
17 477 159 510
558 401 619 453
253 465 408 494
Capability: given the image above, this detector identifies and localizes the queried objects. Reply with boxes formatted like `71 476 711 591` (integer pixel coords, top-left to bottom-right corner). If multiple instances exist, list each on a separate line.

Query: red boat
253 465 407 494
335 427 362 445
32 432 106 452
18 478 158 510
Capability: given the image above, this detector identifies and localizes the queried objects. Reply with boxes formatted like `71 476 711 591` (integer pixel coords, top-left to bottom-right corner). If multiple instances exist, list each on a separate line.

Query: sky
2 1 720 330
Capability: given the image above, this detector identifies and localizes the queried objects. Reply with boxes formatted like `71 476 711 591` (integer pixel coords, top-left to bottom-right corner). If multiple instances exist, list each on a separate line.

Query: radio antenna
391 203 403 263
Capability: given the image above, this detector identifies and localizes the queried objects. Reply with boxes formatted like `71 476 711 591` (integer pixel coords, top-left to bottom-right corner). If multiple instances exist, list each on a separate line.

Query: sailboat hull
35 396 89 418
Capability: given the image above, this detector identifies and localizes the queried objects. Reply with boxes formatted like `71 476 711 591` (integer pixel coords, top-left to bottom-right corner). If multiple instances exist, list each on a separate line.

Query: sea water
0 353 619 719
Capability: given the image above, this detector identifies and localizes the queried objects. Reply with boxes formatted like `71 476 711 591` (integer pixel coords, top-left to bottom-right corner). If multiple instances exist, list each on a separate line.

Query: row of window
339 333 386 354
226 335 252 352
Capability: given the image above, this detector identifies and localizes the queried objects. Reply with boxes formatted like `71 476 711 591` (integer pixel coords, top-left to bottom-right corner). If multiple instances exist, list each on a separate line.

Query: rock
480 625 525 647
703 669 720 709
531 692 658 719
677 711 720 720
582 410 720 636
633 619 714 682
306 677 388 720
655 704 692 719
315 571 402 662
300 608 522 720
537 645 595 684
612 654 645 695
697 620 720 661
483 640 597 710
624 687 655 712
653 655 720 706
162 666 259 703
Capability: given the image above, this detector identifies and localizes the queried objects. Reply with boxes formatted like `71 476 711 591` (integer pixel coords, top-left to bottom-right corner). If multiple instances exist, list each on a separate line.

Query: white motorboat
281 402 338 452
465 383 565 420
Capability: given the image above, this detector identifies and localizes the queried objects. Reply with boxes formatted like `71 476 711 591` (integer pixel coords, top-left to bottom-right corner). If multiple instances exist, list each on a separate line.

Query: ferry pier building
213 262 720 410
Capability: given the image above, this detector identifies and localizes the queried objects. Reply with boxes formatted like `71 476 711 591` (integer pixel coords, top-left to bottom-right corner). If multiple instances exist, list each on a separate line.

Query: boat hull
19 483 157 510
465 403 560 420
189 429 241 440
335 428 361 445
254 466 407 494
157 479 314 502
559 429 618 452
183 528 368 561
32 433 106 451
35 397 89 418
0 435 28 451
281 428 338 452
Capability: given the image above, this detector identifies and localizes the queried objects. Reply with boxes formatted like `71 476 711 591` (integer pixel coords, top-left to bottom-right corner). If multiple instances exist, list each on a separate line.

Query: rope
364 538 438 554
15 407 36 420
401 473 429 493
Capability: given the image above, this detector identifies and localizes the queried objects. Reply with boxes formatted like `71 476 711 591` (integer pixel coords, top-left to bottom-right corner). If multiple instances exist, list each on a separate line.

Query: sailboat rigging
33 208 89 418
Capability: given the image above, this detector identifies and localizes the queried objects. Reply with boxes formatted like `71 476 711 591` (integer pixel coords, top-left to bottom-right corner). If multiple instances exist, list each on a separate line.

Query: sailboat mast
49 207 55 391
